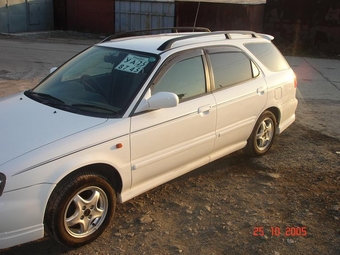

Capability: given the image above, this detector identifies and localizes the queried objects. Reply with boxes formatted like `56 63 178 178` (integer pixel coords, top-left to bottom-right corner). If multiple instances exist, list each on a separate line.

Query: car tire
244 111 277 157
44 173 116 248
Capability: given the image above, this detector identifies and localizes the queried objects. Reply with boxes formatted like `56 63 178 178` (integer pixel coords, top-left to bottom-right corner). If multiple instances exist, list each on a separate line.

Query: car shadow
0 236 71 255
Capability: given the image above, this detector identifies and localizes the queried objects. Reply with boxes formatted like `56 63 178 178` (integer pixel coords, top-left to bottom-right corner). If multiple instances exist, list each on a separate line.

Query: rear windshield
244 42 290 72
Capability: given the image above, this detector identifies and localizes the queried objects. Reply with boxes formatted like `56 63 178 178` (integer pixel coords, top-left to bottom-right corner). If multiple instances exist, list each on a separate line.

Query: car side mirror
135 90 179 113
50 67 58 74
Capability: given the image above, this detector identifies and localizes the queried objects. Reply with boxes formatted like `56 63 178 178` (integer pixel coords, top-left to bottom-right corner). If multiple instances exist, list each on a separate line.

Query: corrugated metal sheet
2 0 27 32
0 0 54 33
115 0 175 33
0 0 9 32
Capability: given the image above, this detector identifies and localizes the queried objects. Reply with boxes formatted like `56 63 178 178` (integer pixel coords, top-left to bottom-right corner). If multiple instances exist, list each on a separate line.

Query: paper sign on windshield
115 54 149 74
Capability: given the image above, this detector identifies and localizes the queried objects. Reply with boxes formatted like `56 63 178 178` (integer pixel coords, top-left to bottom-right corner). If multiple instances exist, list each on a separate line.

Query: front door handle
198 105 213 116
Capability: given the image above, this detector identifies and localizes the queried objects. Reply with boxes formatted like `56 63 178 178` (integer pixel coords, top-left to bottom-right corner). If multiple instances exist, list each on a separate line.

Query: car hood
0 93 108 166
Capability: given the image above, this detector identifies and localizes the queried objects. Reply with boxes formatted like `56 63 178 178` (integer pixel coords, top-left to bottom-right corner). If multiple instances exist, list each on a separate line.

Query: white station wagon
0 28 298 249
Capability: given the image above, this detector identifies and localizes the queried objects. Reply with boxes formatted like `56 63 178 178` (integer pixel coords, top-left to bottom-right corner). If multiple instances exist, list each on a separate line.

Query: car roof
97 28 274 55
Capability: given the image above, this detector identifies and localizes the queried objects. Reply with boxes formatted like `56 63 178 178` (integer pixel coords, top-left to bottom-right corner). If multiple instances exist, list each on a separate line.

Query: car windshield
26 46 158 118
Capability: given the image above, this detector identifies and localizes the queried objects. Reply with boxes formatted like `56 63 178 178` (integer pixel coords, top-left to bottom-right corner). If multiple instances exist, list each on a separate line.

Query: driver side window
152 56 206 101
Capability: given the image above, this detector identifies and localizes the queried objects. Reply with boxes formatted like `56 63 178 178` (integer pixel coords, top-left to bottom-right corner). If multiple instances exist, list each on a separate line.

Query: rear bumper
277 98 298 134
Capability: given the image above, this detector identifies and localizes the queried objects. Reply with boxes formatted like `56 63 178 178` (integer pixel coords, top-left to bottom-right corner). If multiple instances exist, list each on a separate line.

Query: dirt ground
1 122 339 255
0 33 339 255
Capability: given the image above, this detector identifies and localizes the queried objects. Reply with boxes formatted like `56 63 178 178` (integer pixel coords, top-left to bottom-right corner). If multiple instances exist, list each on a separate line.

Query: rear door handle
257 87 265 95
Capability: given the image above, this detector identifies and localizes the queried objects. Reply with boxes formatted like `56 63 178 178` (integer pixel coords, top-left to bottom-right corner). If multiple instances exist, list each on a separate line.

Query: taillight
294 76 298 88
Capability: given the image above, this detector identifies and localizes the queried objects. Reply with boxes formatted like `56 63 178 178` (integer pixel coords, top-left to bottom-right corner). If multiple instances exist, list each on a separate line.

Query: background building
0 0 339 55
52 0 266 34
263 0 340 55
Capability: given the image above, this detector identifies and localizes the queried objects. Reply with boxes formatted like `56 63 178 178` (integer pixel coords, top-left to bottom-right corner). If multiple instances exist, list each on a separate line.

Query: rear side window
209 52 253 89
244 42 289 71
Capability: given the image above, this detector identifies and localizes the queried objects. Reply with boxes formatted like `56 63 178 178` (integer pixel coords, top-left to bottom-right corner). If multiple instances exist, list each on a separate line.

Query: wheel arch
43 164 120 247
43 163 122 230
244 108 279 157
54 163 123 195
264 106 280 126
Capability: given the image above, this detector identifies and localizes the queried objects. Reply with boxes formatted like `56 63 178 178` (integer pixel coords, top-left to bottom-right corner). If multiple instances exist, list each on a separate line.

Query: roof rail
101 27 211 43
224 31 273 40
157 30 268 51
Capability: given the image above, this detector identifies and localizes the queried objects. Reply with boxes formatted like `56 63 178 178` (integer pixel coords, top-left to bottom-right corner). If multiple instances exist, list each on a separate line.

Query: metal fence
0 0 53 33
115 0 175 33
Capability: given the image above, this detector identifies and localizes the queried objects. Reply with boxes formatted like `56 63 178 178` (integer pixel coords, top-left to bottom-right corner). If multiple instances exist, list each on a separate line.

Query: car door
130 49 216 188
206 47 268 160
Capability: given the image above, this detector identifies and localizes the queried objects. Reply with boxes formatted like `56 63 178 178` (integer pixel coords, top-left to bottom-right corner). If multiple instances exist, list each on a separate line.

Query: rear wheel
244 111 277 157
45 173 116 247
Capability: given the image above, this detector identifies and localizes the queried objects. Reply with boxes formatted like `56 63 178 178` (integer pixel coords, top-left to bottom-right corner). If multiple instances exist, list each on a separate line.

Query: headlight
0 173 6 196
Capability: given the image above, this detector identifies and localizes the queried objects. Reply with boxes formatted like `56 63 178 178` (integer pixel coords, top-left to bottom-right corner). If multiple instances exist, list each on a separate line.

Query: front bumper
0 184 52 249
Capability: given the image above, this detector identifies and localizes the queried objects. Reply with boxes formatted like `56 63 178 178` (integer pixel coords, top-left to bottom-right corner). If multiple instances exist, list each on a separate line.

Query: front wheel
45 173 116 247
244 111 277 157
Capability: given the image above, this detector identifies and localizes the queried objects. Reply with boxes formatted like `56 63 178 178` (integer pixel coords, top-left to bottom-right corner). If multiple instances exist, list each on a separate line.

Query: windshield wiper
25 91 65 104
71 103 119 115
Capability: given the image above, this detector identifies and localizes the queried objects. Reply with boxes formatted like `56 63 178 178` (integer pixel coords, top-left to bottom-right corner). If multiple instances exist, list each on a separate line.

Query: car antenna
193 2 201 31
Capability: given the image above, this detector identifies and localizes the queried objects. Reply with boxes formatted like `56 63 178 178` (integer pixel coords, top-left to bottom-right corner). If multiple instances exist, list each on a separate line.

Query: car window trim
205 48 262 91
130 48 213 117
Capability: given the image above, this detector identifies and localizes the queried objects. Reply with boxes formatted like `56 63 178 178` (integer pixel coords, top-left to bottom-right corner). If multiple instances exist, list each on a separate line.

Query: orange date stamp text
253 226 307 237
